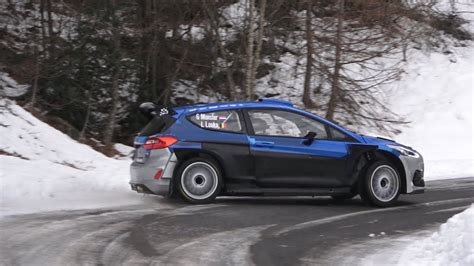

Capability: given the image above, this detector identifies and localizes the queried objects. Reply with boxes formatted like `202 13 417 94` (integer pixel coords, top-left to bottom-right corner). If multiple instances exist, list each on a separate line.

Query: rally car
130 99 424 207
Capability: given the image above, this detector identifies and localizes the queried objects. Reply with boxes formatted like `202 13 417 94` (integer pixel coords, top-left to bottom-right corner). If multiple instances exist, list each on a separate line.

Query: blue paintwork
135 99 409 159
248 136 349 158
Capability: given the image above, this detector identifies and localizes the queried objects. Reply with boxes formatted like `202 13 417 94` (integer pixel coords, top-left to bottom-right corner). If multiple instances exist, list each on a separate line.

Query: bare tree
249 0 267 100
326 0 344 121
303 0 315 108
245 0 256 100
202 0 236 100
103 0 122 155
244 0 267 100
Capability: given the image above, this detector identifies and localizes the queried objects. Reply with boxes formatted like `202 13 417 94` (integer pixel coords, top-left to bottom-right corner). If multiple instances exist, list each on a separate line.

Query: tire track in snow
0 204 228 266
99 224 275 265
152 224 275 266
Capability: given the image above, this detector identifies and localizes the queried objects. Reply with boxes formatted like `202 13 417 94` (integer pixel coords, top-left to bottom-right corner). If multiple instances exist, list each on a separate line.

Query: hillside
385 48 473 179
2 0 472 143
0 99 152 215
0 0 473 215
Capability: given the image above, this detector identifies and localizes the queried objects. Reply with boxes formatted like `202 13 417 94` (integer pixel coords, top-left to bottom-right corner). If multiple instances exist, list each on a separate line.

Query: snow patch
0 99 150 216
385 46 474 180
114 143 134 157
362 204 474 266
0 72 29 97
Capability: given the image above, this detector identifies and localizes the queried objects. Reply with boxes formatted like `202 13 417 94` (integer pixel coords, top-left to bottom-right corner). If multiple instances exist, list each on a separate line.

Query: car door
244 108 350 188
182 109 253 182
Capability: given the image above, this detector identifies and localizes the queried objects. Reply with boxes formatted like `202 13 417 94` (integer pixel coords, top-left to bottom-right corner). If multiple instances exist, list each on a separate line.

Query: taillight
154 168 164 180
144 136 178 149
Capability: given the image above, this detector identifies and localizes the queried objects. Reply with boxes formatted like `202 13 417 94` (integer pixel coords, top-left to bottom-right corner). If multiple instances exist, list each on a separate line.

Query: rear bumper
130 148 177 196
399 154 425 194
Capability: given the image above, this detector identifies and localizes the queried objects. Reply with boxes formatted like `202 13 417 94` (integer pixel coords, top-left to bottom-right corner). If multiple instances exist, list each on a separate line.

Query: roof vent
258 98 293 107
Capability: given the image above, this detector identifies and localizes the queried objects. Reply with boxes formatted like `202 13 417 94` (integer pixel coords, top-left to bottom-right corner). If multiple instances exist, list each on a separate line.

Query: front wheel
176 158 222 204
359 161 401 207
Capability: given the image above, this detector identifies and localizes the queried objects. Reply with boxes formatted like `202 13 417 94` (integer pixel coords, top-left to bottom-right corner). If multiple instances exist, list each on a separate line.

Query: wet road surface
1 178 473 266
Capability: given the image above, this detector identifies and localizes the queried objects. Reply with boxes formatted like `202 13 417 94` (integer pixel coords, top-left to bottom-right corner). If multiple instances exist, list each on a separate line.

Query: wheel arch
367 150 407 194
173 148 226 181
348 145 407 194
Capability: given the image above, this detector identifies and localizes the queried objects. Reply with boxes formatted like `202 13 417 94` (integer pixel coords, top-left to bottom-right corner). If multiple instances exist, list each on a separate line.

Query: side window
189 110 243 133
248 109 328 138
329 127 350 140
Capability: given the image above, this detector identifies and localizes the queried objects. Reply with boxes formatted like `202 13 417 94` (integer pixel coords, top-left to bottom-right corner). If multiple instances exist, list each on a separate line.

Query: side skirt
222 184 351 197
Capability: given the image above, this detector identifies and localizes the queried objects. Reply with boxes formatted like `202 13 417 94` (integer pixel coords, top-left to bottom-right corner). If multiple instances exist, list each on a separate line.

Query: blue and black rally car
130 99 424 207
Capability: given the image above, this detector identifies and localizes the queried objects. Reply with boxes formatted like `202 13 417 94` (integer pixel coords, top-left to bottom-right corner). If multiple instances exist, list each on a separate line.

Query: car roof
177 98 294 114
172 98 363 142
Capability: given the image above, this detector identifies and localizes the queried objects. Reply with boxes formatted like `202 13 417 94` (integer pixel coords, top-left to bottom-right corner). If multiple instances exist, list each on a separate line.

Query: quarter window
189 110 243 132
248 109 328 138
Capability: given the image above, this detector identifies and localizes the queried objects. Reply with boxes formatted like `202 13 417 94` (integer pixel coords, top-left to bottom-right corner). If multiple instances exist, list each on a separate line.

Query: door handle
255 141 274 147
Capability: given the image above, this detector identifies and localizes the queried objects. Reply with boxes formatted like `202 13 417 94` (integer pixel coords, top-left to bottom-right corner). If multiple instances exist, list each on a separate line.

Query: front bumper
399 154 425 194
130 148 177 196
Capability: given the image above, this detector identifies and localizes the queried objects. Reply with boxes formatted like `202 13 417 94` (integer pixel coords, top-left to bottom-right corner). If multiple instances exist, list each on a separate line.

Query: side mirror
303 131 317 146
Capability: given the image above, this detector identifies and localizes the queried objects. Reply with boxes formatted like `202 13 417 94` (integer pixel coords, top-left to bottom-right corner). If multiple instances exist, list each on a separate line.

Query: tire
176 157 222 204
359 160 401 208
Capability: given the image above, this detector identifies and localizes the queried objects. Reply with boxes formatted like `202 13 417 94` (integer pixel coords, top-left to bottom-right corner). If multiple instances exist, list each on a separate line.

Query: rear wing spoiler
139 102 176 120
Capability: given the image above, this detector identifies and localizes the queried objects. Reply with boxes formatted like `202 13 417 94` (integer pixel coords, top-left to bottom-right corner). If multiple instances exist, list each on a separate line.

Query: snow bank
380 0 474 180
384 47 474 180
396 205 474 266
399 204 474 266
357 205 474 266
0 99 151 216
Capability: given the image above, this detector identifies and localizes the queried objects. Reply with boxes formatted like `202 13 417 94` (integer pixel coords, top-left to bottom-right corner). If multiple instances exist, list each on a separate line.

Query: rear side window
139 115 176 136
189 110 243 133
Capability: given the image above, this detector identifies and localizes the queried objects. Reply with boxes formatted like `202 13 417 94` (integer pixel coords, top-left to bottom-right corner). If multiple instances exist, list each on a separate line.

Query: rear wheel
176 158 222 204
359 160 401 207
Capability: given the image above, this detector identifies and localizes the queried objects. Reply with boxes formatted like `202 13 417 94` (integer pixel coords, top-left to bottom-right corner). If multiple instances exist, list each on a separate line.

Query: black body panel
252 151 347 188
345 144 378 186
201 142 255 182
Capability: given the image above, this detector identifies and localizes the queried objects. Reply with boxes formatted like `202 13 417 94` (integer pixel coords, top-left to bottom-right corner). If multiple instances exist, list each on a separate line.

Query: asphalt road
1 178 473 266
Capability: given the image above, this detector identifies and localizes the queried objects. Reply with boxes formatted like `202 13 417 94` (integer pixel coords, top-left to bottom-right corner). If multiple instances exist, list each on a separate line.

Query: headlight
387 145 420 158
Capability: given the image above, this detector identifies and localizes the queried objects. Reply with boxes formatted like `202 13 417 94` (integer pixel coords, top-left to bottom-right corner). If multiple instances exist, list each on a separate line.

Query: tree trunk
79 93 91 143
103 2 121 155
249 0 266 101
150 0 159 102
28 44 40 110
303 0 315 108
39 0 47 53
245 0 256 100
326 0 344 121
46 0 54 55
202 0 236 100
164 47 188 105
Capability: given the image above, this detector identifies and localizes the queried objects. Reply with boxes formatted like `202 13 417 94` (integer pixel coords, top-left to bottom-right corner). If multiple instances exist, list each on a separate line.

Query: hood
361 135 397 145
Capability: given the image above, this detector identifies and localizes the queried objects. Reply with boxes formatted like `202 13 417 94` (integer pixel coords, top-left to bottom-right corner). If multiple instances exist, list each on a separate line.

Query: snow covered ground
381 0 474 180
383 46 474 180
358 204 474 266
0 99 153 216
